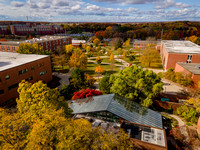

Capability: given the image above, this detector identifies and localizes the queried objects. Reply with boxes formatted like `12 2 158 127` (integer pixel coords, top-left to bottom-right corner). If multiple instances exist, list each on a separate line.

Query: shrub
72 89 102 100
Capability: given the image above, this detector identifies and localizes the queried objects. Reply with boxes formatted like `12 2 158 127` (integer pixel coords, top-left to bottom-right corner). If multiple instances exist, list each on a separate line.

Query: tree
109 65 163 107
16 80 72 118
69 48 88 69
95 65 104 79
93 38 100 47
115 38 123 50
186 98 200 112
117 48 123 55
65 44 75 54
125 38 131 47
17 43 50 55
109 53 114 71
140 44 160 68
96 56 102 65
99 74 111 94
72 89 102 100
52 55 67 70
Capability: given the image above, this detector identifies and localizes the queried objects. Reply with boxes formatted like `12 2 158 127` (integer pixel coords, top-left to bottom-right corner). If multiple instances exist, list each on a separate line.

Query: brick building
175 62 200 88
10 24 64 36
0 25 10 35
0 36 72 53
133 40 161 50
0 52 52 107
160 40 200 70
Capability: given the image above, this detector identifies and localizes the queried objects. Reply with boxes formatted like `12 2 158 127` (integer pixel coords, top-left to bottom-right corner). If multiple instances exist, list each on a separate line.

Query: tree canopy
109 65 163 107
17 43 50 55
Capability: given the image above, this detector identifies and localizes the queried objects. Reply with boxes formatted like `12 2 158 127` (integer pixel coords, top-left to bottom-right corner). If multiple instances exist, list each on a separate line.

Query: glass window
0 89 4 95
40 70 47 76
5 75 10 80
8 83 18 90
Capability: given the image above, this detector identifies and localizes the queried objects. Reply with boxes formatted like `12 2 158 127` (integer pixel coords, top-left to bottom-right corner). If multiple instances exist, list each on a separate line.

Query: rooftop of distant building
0 52 48 72
162 40 200 54
0 36 70 45
177 62 200 75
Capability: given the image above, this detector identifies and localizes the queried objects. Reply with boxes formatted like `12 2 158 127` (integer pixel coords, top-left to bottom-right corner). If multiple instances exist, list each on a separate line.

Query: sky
0 0 199 22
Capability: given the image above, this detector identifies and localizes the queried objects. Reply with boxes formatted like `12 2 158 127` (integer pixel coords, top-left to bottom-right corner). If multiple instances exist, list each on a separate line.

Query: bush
176 105 198 124
129 55 135 61
164 69 193 87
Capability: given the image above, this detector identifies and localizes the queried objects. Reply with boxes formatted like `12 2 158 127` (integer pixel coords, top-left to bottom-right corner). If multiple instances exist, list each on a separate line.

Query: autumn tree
140 44 161 68
52 54 67 70
72 89 102 100
115 38 123 50
96 56 102 65
109 53 114 71
124 38 131 47
109 65 163 107
93 38 100 47
95 65 104 79
17 80 72 118
117 48 123 55
69 48 88 69
185 35 200 45
99 74 111 94
17 43 50 55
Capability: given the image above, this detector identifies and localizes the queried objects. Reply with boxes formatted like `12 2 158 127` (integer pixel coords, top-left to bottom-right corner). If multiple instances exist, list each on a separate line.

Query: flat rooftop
0 52 49 72
177 62 200 75
121 122 166 147
162 40 200 54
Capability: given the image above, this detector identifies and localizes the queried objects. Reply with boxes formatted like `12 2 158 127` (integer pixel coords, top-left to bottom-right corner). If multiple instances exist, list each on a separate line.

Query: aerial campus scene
0 0 200 149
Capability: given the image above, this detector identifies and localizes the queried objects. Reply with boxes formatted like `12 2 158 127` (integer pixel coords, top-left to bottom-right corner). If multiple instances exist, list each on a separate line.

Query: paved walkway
52 69 73 90
161 112 189 142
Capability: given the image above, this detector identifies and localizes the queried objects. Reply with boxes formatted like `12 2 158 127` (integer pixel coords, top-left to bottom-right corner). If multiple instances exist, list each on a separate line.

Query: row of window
19 68 28 75
1 46 15 50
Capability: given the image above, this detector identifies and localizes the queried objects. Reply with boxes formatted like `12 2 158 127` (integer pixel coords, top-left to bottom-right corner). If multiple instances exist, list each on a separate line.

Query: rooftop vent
196 65 200 69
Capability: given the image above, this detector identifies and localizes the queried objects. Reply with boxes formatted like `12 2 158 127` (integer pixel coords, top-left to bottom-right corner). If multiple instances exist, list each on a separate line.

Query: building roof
162 40 200 54
0 52 49 72
70 94 163 129
177 62 200 75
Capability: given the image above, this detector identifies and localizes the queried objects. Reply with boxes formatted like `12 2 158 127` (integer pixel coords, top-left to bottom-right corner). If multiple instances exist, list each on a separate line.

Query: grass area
53 65 69 73
90 58 123 65
86 62 121 76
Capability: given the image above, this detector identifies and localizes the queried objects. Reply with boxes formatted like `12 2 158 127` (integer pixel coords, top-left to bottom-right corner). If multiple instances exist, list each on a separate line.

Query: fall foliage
72 89 102 100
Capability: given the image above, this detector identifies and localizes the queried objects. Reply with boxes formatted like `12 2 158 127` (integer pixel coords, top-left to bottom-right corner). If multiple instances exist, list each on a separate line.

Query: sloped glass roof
70 94 163 129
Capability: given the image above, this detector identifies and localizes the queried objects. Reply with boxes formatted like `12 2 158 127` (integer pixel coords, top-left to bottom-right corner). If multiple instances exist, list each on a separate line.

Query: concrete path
161 112 189 142
52 69 73 90
88 60 124 67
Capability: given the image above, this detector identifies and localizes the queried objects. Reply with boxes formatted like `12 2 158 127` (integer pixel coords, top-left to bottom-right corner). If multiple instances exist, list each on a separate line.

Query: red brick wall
0 45 19 52
197 117 200 135
0 56 52 107
191 74 200 88
175 63 191 76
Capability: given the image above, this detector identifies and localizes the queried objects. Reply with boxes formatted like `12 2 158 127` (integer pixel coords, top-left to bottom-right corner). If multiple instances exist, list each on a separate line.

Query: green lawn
86 62 121 76
90 58 123 65
53 65 69 73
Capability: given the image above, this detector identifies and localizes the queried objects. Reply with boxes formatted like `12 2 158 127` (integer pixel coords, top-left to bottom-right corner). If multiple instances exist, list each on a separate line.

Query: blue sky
0 0 199 22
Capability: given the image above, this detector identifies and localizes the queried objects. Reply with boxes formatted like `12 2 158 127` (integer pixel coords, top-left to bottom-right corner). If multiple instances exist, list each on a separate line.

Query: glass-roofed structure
70 94 163 129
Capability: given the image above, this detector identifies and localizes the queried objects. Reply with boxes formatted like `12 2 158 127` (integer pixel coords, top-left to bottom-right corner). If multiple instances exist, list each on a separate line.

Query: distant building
0 25 10 35
70 94 167 150
133 40 161 50
0 36 72 53
10 24 64 36
72 40 86 47
0 52 52 107
175 62 200 88
160 40 200 70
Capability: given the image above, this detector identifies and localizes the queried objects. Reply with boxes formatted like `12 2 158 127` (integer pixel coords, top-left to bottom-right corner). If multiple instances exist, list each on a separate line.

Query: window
5 75 10 80
12 47 15 51
0 89 4 95
31 66 34 70
2 98 14 107
40 70 47 76
186 55 192 63
7 46 10 50
18 68 28 75
8 83 18 91
29 76 33 81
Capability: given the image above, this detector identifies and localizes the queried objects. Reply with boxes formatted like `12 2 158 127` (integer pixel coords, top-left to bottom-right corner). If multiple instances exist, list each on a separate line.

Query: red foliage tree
72 89 103 100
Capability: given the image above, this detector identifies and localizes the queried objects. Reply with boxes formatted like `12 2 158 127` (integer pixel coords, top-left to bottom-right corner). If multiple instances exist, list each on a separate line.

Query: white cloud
86 5 100 11
11 1 24 7
155 0 190 9
71 5 81 10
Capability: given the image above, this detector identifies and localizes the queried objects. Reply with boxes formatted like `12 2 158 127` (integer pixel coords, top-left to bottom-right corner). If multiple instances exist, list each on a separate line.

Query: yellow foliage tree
93 38 100 47
16 80 72 118
95 65 104 74
140 44 161 68
69 48 88 69
185 98 200 112
65 44 75 53
17 43 50 55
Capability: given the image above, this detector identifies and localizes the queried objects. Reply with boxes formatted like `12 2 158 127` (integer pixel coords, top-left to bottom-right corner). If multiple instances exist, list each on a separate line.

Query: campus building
0 52 52 107
133 40 161 50
10 24 64 35
0 36 72 53
0 25 10 35
70 94 167 150
175 62 200 88
160 40 200 70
